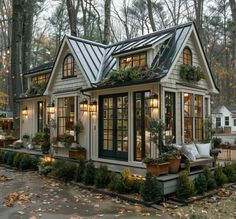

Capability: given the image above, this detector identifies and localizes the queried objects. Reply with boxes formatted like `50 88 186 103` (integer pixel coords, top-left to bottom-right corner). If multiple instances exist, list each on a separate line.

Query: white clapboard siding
164 34 208 90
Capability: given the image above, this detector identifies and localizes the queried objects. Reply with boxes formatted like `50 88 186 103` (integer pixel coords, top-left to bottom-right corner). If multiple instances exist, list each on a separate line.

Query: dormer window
31 74 49 84
183 47 192 65
63 54 75 78
120 52 146 68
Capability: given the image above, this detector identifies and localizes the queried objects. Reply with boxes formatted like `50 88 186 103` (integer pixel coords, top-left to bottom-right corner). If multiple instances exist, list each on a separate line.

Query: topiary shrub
52 160 76 182
95 165 110 188
115 169 134 194
0 150 5 163
223 163 236 183
108 172 121 191
140 172 162 202
3 151 11 164
6 152 16 165
74 158 86 182
202 167 217 190
176 171 195 198
195 174 207 194
19 155 33 170
214 166 228 187
132 179 143 194
12 153 24 168
83 160 96 185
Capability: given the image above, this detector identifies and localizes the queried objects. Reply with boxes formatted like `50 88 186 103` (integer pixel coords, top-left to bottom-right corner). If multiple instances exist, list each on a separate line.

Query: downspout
81 90 92 160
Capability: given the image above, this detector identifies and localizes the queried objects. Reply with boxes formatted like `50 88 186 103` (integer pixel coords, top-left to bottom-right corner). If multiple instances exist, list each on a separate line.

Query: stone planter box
53 145 69 157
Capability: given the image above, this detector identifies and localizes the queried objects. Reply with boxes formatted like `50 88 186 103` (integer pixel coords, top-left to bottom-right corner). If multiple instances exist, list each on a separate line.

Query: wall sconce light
147 93 158 108
79 99 88 112
89 100 97 113
47 102 55 114
22 107 28 118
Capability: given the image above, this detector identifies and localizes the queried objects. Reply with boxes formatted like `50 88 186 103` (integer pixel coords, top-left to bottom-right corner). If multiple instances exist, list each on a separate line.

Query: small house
19 22 218 175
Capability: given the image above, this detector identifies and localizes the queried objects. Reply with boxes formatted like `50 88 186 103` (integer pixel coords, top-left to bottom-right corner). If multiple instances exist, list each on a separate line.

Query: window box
179 64 204 82
69 147 86 160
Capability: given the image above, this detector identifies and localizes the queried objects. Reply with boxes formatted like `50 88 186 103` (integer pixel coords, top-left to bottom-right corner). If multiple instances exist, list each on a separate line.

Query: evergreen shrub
202 167 217 190
140 172 162 202
95 165 110 188
83 160 96 185
74 158 86 182
214 166 228 187
52 160 76 182
176 171 195 198
195 174 207 194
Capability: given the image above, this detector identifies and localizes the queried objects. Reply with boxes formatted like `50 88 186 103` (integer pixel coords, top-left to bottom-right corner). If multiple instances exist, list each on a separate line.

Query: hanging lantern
47 102 55 114
22 107 28 118
79 99 88 112
147 93 158 108
89 101 97 113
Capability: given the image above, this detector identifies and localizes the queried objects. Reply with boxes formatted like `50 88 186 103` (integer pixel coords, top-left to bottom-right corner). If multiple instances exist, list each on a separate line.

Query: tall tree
103 0 112 44
66 0 80 36
147 0 156 31
193 0 204 39
11 0 37 136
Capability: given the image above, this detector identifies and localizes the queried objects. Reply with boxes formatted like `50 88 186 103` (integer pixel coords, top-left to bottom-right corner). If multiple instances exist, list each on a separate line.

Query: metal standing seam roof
24 62 54 75
66 22 194 86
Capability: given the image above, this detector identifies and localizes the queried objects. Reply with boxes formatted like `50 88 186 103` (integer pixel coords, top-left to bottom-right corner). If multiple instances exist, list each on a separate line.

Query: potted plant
143 154 169 176
22 133 30 148
60 133 74 148
163 145 181 174
212 137 222 149
41 127 50 154
3 135 16 147
69 120 86 160
143 119 169 176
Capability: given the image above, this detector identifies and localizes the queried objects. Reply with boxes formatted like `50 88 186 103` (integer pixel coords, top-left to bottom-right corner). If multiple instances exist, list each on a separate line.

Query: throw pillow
195 143 211 158
181 144 200 161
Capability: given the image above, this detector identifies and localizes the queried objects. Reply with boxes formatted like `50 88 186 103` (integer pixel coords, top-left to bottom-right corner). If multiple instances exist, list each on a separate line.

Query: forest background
0 0 235 113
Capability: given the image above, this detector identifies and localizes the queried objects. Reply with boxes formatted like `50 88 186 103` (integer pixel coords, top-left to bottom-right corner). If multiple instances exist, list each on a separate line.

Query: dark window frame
133 90 151 161
57 96 75 137
32 74 49 84
165 91 176 144
99 93 128 161
37 101 46 132
183 47 192 65
216 117 221 127
225 116 229 126
119 52 147 68
183 93 203 142
62 54 76 79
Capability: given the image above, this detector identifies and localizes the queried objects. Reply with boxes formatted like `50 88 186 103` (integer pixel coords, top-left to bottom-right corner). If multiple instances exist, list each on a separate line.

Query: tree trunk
103 0 112 44
147 0 156 31
193 0 204 40
66 0 80 36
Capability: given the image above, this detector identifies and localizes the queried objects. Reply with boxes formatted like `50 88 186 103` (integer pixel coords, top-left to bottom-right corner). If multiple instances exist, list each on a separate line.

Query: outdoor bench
180 148 221 172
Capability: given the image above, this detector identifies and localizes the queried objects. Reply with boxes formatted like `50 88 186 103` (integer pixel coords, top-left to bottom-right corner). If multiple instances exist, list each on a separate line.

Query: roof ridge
65 22 193 48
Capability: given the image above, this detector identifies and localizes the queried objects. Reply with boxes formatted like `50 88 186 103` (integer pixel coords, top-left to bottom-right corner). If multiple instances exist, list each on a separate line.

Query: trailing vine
179 64 204 82
100 66 155 86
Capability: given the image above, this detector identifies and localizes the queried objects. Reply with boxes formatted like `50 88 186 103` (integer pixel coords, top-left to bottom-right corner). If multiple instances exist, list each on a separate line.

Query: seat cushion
181 143 200 161
195 143 211 158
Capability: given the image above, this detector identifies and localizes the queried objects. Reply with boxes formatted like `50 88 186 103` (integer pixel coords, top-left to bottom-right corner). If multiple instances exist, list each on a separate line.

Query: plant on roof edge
26 82 47 96
100 66 154 85
179 64 204 82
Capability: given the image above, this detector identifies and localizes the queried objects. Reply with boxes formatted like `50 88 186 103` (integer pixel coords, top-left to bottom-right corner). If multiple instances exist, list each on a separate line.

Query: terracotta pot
69 148 86 160
158 162 170 175
168 157 181 174
146 162 169 176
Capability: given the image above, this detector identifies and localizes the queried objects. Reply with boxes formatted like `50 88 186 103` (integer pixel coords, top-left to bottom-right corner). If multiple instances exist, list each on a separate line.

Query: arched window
63 54 75 78
183 47 192 65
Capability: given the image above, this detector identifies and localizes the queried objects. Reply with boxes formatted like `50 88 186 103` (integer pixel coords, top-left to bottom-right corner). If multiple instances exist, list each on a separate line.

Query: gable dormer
24 62 53 97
